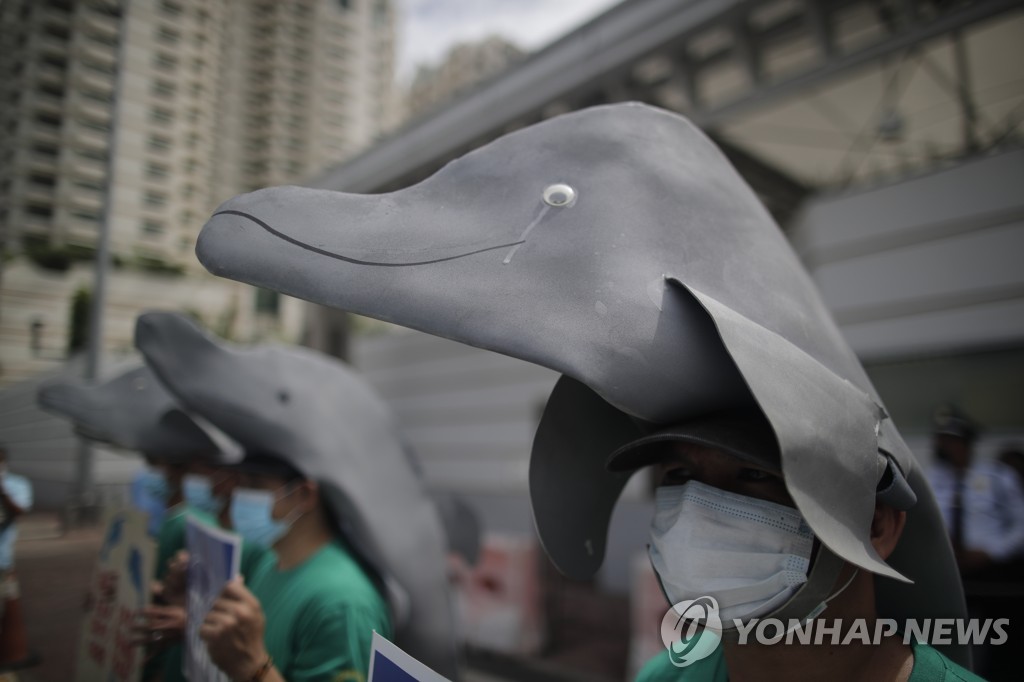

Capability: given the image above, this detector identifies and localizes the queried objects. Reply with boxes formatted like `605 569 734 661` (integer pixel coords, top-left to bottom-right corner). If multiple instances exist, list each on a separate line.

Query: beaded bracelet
244 656 274 682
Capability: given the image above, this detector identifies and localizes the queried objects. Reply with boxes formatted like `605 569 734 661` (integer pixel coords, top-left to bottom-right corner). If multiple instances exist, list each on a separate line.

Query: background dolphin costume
37 364 222 465
133 311 458 678
192 103 969 665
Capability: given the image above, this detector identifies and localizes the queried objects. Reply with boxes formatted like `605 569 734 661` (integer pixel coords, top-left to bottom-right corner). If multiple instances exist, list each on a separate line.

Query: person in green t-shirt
138 463 272 682
200 454 390 682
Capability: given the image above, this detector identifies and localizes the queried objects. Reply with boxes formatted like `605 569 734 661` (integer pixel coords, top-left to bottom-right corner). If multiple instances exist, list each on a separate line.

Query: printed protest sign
368 631 451 682
185 515 241 682
75 507 154 682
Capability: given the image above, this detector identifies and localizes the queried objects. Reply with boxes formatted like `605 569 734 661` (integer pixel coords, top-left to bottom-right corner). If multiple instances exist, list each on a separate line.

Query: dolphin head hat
133 311 457 676
194 103 968 662
37 363 222 463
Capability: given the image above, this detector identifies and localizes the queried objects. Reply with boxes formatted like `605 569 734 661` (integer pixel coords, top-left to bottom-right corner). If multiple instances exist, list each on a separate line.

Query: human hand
199 577 269 679
131 604 186 647
156 550 190 607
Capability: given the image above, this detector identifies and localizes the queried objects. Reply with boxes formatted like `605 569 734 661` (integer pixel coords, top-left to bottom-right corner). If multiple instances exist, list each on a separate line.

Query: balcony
69 157 105 181
37 34 69 57
23 181 56 204
78 41 116 69
36 63 66 87
30 91 64 115
71 96 112 122
31 125 62 146
78 69 114 94
72 125 109 149
68 190 103 211
27 152 59 173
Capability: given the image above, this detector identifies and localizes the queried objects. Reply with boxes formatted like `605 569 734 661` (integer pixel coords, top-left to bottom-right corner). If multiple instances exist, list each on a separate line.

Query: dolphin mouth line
213 209 526 267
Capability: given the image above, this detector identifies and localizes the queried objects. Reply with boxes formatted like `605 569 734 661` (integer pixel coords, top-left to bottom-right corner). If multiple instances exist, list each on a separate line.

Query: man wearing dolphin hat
37 361 243 678
191 103 981 679
134 311 458 681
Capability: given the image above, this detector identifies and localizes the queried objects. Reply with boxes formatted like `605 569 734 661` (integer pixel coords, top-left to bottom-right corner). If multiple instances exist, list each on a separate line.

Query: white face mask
649 480 814 624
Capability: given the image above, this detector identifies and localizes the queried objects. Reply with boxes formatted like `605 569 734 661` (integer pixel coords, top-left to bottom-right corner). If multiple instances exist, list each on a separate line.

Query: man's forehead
654 440 776 470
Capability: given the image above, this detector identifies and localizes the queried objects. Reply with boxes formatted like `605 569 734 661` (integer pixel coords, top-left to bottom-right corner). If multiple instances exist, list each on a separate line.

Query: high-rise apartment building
407 36 523 118
0 0 396 385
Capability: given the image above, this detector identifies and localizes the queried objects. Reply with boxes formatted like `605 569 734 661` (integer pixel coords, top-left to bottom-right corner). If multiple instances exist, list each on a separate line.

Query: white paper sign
368 631 452 682
185 515 241 682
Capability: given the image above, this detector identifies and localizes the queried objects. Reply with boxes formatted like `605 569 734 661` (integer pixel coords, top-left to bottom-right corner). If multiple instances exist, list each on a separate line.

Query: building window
143 191 166 207
82 89 111 104
141 219 164 235
148 134 172 151
152 80 176 97
161 0 183 16
27 204 54 218
28 173 57 187
156 26 180 44
82 59 115 75
39 82 64 97
153 53 178 72
79 118 110 132
76 148 108 162
146 162 168 179
255 288 280 315
74 179 104 192
44 23 71 40
35 111 62 127
150 107 174 123
41 54 68 69
32 143 59 156
88 30 118 47
72 210 101 222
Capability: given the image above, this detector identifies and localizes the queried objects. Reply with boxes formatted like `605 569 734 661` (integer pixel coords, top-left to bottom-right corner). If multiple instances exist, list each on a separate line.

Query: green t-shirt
635 640 986 681
247 540 392 682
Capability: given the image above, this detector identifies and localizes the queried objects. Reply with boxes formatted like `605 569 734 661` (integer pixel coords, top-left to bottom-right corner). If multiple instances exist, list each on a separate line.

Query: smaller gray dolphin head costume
134 312 457 677
37 364 221 463
193 103 969 664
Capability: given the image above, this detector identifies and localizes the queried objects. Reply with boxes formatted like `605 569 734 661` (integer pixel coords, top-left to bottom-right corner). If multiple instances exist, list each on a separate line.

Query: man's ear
297 479 320 513
871 503 906 561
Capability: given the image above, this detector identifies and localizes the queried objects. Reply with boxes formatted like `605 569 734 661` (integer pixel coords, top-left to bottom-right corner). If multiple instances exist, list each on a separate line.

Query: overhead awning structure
311 0 1023 225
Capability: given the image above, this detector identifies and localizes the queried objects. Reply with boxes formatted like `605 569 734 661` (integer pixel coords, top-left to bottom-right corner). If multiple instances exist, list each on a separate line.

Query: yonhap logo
660 596 723 667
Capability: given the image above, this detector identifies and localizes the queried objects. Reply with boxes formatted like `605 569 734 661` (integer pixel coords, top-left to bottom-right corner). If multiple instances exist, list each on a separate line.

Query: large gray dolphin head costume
133 312 457 676
194 103 968 663
37 364 221 462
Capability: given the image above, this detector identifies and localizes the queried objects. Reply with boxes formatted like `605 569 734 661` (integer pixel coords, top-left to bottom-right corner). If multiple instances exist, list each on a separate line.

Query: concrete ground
7 514 100 682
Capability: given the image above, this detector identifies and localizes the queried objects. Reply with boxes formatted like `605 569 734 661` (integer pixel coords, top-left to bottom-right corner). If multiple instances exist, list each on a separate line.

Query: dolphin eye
543 183 576 207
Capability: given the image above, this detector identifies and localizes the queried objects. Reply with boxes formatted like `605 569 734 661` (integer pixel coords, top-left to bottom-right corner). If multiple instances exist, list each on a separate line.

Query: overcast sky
396 0 622 81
